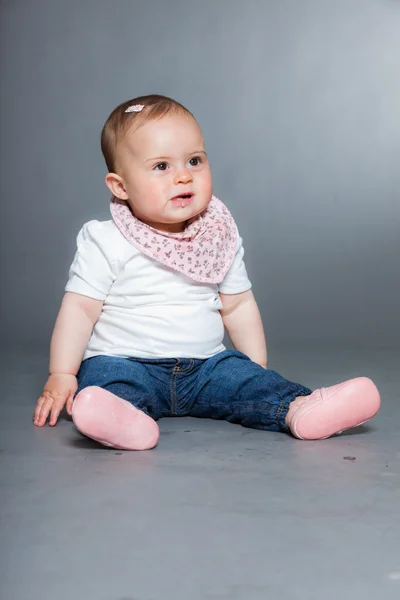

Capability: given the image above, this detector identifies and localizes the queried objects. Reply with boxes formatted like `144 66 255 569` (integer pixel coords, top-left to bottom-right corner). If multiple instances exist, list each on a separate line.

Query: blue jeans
75 350 312 434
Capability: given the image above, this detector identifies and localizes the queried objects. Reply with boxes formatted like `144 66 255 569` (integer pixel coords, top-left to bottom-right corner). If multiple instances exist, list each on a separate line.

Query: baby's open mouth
171 193 193 200
170 193 194 206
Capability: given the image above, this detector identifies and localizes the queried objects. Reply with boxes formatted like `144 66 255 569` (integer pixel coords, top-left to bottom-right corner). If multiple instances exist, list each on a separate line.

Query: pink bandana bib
110 195 237 284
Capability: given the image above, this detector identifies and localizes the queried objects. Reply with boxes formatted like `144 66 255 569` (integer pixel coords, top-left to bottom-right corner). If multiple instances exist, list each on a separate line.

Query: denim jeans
75 349 312 434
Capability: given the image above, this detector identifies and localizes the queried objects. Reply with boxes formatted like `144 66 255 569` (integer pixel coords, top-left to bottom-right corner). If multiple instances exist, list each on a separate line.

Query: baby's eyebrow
144 150 207 164
144 156 171 163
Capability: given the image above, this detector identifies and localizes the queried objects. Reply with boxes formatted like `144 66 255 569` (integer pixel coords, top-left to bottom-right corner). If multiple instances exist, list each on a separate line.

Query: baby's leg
72 356 162 450
190 350 380 440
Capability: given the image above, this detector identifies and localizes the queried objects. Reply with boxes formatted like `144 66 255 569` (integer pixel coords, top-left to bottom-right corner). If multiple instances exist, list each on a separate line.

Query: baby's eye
154 162 168 171
189 156 202 167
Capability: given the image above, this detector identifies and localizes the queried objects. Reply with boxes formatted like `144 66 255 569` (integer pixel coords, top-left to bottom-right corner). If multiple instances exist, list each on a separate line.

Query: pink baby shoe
72 386 159 450
286 377 380 440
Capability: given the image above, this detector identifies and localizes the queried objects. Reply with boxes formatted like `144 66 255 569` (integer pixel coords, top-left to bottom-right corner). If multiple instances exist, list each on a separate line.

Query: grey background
1 4 400 600
1 0 399 351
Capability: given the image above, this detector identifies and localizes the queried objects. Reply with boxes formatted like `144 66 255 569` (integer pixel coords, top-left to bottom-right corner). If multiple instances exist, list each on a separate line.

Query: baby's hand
33 374 78 427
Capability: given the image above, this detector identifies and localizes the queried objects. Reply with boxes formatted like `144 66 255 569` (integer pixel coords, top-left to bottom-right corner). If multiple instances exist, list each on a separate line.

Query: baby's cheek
200 175 213 199
146 182 166 204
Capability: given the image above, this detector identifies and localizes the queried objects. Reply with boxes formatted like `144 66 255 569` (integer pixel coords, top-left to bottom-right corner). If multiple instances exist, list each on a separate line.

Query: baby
33 94 381 449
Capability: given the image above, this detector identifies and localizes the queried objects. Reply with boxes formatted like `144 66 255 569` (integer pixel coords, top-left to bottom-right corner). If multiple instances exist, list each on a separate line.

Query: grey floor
1 346 399 600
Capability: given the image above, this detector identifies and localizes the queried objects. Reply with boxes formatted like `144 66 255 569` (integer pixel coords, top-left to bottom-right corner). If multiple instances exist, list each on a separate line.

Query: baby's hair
101 94 194 173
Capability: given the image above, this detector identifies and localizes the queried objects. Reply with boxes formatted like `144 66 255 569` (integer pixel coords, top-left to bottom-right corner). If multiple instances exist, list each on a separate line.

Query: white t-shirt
65 219 252 360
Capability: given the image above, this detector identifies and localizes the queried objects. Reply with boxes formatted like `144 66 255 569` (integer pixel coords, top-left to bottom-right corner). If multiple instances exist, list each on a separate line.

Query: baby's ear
105 172 129 200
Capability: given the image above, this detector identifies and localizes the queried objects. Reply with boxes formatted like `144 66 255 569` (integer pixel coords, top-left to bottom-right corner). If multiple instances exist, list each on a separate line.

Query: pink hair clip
125 104 145 113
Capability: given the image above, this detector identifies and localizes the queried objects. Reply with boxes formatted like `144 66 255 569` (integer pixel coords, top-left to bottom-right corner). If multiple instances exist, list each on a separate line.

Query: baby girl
33 94 380 449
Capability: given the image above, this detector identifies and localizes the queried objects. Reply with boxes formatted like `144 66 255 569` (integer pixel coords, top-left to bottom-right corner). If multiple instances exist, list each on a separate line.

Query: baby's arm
219 289 268 368
33 292 104 427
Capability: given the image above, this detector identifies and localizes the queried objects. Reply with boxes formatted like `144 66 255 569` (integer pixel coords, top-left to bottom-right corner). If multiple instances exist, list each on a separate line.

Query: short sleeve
65 220 121 300
218 226 252 294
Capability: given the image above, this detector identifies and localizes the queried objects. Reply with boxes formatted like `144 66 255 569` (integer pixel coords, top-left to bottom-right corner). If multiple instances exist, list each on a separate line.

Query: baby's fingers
49 396 68 427
66 394 75 416
33 396 45 424
34 395 53 427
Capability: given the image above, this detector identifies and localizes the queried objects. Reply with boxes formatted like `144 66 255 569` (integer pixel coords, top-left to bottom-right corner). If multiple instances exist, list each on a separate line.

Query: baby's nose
175 170 192 184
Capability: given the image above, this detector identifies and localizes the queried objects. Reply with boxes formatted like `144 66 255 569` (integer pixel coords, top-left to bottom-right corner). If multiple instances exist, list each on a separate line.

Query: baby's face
112 113 213 233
